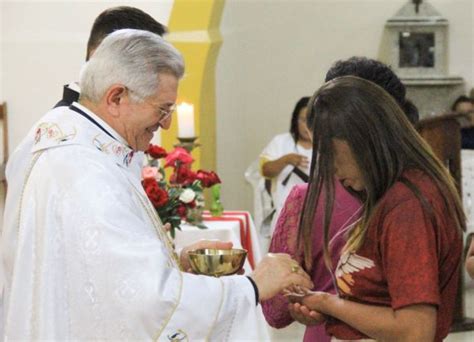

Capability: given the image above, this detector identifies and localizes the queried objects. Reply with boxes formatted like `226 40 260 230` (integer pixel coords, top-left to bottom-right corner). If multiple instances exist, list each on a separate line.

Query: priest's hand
249 253 313 302
180 240 236 273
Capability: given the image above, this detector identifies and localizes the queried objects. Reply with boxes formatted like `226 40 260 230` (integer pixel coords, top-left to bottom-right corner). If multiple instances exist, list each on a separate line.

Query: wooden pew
416 113 474 332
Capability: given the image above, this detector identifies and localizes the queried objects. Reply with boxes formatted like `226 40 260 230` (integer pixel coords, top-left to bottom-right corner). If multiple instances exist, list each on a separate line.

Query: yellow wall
164 0 225 172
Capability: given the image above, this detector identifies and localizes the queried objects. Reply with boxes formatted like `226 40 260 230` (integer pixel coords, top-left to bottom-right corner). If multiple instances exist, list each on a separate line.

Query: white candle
177 102 195 138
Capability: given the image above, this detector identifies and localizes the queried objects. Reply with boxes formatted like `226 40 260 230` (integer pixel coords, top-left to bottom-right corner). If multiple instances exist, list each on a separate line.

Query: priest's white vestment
0 104 262 341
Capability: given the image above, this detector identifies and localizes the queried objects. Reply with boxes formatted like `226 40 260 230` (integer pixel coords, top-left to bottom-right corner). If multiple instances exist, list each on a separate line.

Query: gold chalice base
188 248 247 277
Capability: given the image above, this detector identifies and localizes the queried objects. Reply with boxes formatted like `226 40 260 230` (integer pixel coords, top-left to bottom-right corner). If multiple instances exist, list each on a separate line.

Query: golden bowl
187 248 247 277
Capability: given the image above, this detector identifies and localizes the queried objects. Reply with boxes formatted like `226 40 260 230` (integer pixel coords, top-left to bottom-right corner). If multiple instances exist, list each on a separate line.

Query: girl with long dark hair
293 76 464 341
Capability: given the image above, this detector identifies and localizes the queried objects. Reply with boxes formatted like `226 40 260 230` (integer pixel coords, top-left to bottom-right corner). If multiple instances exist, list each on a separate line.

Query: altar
174 210 263 274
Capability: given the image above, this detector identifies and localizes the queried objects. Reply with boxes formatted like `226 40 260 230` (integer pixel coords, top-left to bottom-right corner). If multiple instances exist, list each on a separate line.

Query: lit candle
177 102 195 138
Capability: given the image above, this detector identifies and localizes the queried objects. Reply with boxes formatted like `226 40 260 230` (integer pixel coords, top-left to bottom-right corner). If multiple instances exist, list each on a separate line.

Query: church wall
217 0 473 213
0 0 173 153
0 0 472 216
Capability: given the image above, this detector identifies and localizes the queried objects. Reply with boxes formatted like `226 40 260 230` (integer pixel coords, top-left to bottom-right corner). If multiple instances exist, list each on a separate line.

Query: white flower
179 188 196 203
155 172 163 182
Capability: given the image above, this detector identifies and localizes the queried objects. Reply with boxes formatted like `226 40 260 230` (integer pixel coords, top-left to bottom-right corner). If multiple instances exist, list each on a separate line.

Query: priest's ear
104 84 129 117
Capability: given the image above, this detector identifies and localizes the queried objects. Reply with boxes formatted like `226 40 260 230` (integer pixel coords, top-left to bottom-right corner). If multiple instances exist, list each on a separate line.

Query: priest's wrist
246 276 259 305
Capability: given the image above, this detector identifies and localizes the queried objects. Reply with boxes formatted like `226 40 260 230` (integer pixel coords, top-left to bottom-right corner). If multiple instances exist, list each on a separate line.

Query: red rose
146 144 168 159
171 166 197 186
196 170 221 188
165 147 194 168
142 178 169 208
176 204 187 218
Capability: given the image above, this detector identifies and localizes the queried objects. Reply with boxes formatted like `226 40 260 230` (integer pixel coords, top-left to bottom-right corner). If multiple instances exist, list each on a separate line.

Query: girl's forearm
304 293 436 341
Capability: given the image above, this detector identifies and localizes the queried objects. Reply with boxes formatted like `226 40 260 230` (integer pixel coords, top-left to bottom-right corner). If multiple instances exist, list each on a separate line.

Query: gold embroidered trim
124 173 184 341
17 152 43 236
7 151 44 334
206 277 225 341
130 182 180 268
153 267 184 341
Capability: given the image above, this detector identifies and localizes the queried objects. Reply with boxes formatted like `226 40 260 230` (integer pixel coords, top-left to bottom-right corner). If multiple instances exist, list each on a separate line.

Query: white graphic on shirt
336 252 375 295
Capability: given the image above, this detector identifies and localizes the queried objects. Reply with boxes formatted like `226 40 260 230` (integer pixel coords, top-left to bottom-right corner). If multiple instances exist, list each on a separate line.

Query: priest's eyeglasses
125 86 176 122
157 104 177 123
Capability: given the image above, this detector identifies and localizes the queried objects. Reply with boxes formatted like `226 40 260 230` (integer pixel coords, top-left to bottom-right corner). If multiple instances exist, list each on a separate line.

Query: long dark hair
325 57 419 124
290 97 310 143
298 76 465 270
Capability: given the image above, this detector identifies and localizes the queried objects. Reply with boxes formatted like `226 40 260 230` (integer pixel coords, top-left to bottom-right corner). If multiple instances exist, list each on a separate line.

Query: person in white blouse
260 97 313 235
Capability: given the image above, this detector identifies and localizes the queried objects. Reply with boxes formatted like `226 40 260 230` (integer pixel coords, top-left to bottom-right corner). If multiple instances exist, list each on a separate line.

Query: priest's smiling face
123 73 178 151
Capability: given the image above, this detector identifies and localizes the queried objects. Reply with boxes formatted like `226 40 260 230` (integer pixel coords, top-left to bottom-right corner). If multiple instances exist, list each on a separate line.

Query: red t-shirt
326 169 462 341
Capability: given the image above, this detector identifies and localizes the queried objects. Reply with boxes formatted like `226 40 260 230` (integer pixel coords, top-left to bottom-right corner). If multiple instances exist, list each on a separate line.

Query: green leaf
196 223 208 230
170 219 181 228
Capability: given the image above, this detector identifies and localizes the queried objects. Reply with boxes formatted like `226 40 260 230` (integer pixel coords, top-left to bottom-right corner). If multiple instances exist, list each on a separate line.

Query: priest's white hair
79 28 184 103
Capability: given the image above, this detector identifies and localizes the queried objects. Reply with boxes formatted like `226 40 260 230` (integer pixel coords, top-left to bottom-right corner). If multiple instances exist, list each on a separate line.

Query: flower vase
210 184 224 217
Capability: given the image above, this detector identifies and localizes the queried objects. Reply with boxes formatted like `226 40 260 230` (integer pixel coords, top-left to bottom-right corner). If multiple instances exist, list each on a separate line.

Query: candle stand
175 136 200 153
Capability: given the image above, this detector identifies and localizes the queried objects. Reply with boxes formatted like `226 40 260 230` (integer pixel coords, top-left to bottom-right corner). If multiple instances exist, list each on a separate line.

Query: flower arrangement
142 144 221 237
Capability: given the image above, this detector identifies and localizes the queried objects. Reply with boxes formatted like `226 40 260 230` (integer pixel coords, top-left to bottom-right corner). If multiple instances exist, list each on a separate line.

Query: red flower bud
171 166 197 186
196 170 221 188
176 204 187 218
146 144 168 159
142 178 169 208
165 147 194 168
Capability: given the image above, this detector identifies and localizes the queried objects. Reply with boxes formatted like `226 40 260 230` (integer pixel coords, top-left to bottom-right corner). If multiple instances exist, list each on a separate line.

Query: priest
1 29 312 340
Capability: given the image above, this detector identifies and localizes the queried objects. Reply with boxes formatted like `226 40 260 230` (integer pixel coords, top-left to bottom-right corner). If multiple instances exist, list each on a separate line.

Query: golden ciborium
187 248 247 277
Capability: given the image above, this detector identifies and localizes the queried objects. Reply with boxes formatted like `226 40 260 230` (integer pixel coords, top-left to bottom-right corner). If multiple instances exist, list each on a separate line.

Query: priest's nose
160 116 172 130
